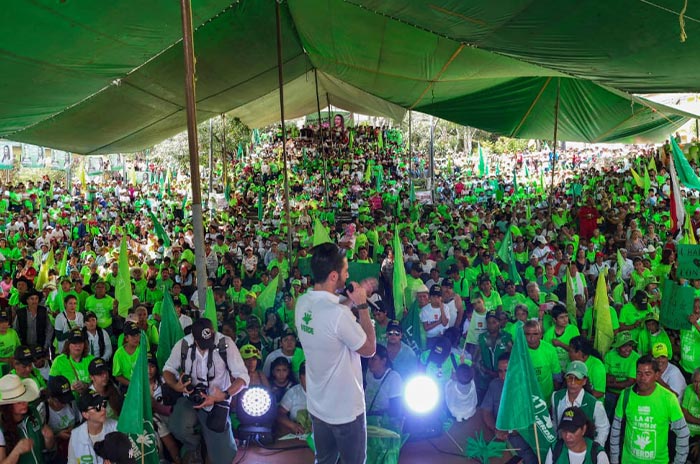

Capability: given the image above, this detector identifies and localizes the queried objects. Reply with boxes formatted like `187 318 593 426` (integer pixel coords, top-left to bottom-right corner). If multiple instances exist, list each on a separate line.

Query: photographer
163 318 249 464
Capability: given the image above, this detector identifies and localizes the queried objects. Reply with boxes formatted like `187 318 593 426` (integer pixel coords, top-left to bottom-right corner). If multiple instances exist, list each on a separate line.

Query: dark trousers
311 413 367 464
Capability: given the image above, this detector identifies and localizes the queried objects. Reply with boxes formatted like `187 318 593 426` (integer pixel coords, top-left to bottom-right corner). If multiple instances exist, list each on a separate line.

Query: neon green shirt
604 349 640 394
0 329 21 359
528 341 561 400
112 346 139 381
50 354 94 385
84 294 115 329
543 324 580 371
680 324 700 374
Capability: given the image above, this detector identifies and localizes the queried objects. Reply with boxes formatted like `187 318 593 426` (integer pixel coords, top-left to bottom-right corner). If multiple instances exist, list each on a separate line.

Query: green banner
348 262 380 283
677 244 700 279
660 280 694 330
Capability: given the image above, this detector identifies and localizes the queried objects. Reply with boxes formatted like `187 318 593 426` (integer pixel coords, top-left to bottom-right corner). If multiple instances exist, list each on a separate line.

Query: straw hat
0 374 40 405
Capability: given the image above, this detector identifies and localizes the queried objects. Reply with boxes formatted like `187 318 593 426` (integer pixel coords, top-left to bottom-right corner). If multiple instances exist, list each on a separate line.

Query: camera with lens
181 375 208 405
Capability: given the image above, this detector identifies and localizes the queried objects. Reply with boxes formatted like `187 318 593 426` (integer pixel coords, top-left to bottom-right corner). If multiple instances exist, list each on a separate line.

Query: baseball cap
48 375 74 404
427 337 451 365
0 310 10 322
280 328 296 340
429 284 442 296
485 310 499 321
447 265 460 275
559 407 587 432
645 311 660 323
652 342 669 358
146 351 158 366
31 345 47 360
247 315 261 328
611 331 637 349
84 311 97 321
191 318 216 350
13 346 33 364
122 322 140 336
240 344 262 360
68 328 86 344
441 278 454 288
94 432 136 464
565 360 588 379
89 358 110 376
386 320 402 334
78 389 106 412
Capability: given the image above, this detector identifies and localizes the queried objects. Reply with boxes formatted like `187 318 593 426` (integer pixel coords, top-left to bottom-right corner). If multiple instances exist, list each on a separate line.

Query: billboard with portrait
109 153 125 172
0 142 15 170
86 156 104 176
21 144 45 168
51 150 72 171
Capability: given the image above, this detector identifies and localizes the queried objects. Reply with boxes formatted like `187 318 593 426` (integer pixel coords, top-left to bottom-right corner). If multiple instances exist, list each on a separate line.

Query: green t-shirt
528 341 561 400
604 349 640 394
0 329 21 359
84 294 115 329
682 387 700 437
477 290 503 312
543 324 580 371
615 385 684 462
637 329 672 358
50 354 95 385
501 292 528 318
112 346 140 381
10 368 48 391
581 306 620 333
619 303 648 341
680 325 700 374
584 355 607 400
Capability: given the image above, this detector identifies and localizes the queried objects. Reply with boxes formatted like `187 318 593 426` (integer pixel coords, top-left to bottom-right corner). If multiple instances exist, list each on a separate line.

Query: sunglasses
386 331 401 336
87 400 108 412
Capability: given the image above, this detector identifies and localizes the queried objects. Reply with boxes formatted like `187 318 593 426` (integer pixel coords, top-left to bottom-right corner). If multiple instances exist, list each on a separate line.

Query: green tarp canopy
1 0 698 154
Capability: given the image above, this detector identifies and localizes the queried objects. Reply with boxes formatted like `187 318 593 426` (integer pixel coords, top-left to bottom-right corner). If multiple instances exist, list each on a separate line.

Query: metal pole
429 115 435 202
549 78 561 217
179 0 208 312
222 114 228 205
696 119 699 140
208 118 214 220
275 0 294 263
313 69 330 207
326 93 334 150
408 110 412 177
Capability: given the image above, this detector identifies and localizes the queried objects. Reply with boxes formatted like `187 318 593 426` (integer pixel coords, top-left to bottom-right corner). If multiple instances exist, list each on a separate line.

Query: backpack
179 335 232 380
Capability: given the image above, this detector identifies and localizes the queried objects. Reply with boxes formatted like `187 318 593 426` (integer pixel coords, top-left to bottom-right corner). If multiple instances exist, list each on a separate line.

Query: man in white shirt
653 342 686 400
295 242 376 464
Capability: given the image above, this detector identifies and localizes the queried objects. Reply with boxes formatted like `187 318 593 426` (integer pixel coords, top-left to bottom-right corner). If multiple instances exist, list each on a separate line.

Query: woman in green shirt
49 328 94 396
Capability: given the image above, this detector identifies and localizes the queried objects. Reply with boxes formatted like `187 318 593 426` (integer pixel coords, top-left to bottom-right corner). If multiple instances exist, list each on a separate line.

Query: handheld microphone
339 282 354 297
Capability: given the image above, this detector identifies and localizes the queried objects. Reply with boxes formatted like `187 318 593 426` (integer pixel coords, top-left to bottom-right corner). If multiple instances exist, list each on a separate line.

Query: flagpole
275 0 294 264
533 422 542 464
221 113 228 201
549 77 561 218
179 0 209 312
208 117 214 221
313 69 330 207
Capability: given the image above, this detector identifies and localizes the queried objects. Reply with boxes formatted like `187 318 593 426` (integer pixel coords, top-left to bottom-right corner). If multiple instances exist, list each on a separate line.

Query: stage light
404 375 439 414
237 387 276 446
403 375 442 439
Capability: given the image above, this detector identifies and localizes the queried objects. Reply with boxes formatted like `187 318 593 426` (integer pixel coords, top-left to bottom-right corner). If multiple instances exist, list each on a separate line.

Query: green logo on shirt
301 312 314 335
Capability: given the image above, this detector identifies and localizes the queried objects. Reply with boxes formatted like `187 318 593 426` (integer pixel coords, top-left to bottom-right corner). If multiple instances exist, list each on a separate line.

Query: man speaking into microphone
296 242 377 464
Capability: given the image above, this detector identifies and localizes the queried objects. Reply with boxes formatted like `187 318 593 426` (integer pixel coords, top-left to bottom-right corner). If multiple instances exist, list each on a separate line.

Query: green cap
565 360 588 379
612 331 637 349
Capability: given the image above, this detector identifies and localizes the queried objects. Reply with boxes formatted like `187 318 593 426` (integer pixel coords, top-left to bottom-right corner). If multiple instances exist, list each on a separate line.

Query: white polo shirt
295 290 367 425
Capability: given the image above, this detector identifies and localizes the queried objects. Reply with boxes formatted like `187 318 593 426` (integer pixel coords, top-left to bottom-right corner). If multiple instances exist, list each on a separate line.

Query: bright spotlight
404 375 439 414
237 387 276 445
241 387 273 417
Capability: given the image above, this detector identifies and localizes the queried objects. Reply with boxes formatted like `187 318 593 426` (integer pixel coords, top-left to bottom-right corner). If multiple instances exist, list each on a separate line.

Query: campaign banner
109 153 125 172
51 150 72 171
677 244 700 279
86 156 105 176
0 142 15 170
21 144 45 168
660 279 694 330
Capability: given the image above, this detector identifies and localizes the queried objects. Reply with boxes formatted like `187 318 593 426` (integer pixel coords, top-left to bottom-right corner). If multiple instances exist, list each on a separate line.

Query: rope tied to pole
680 0 688 42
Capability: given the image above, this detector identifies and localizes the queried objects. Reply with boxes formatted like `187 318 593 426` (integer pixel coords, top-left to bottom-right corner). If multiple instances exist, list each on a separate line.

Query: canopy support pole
208 118 214 220
429 115 436 203
549 78 561 217
696 119 699 140
179 0 208 312
313 69 330 208
222 114 228 205
408 110 412 178
275 0 294 263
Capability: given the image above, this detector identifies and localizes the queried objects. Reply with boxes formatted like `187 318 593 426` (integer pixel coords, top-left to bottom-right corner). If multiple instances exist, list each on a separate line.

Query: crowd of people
0 118 697 464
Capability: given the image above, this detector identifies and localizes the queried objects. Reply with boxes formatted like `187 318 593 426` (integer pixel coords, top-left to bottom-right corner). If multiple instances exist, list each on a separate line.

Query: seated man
445 364 477 422
276 363 310 436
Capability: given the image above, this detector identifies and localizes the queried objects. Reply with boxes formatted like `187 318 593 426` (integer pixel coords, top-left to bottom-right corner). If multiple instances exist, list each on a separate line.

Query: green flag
58 247 68 278
400 299 426 354
117 335 160 464
593 272 614 357
35 249 54 290
565 267 576 324
156 293 184 370
115 236 133 318
148 211 171 247
204 287 217 329
257 191 263 221
312 218 333 247
496 322 556 460
643 166 651 196
409 181 415 204
237 143 243 159
616 249 624 282
670 136 700 189
377 130 384 150
392 230 408 320
496 229 521 285
478 143 488 177
255 275 279 322
38 197 44 234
